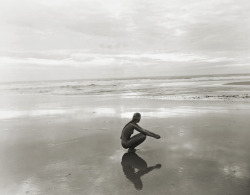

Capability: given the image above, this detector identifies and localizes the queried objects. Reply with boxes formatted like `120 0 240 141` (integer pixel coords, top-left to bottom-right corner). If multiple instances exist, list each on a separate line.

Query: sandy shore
0 95 250 195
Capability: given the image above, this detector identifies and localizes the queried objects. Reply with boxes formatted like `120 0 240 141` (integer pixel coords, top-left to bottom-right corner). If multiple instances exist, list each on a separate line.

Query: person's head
132 113 141 123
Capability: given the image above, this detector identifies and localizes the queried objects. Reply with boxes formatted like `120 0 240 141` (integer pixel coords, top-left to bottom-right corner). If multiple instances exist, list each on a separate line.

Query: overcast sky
0 0 249 82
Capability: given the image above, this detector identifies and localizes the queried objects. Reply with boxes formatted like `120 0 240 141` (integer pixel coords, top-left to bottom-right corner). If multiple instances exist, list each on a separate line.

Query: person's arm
132 123 161 139
137 164 161 177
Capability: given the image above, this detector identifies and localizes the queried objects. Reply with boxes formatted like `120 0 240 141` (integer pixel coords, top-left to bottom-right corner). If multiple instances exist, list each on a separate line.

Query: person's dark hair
131 113 141 122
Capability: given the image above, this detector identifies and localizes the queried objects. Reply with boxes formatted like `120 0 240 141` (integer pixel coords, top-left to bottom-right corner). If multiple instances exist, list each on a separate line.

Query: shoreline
1 93 250 103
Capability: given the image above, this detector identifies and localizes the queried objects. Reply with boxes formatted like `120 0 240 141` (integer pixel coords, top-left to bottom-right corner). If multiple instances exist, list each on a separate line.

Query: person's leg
126 133 146 150
122 152 147 168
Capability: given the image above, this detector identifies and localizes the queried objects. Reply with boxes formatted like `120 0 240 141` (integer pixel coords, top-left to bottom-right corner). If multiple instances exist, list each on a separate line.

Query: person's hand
155 134 161 139
154 164 161 169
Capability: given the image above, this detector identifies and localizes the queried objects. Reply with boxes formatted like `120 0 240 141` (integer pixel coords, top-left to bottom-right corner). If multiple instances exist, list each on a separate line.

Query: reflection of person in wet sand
121 113 161 152
121 152 161 190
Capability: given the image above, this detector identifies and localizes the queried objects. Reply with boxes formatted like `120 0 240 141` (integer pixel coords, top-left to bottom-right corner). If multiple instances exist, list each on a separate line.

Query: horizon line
1 73 250 84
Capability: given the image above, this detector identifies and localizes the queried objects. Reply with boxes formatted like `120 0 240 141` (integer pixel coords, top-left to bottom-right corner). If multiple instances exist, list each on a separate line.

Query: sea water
0 73 250 100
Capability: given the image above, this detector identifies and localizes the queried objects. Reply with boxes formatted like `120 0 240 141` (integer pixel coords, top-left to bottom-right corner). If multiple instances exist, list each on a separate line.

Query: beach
1 75 250 194
2 0 250 193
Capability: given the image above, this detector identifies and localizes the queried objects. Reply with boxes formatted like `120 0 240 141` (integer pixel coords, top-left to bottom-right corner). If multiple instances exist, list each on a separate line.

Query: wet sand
0 95 250 195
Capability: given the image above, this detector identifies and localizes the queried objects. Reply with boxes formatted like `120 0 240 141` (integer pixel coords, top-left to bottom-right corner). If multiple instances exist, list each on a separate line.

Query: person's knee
122 142 129 149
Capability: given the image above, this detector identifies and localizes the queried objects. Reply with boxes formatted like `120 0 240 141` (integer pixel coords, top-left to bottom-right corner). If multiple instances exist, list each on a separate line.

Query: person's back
121 123 134 142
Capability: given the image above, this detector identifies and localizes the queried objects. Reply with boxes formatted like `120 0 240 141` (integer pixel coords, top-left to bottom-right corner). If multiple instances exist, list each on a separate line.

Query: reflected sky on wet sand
0 106 228 120
120 106 229 119
0 96 250 194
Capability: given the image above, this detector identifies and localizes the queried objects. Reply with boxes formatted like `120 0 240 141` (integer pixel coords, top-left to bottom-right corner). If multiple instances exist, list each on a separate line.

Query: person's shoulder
129 123 138 128
126 122 135 128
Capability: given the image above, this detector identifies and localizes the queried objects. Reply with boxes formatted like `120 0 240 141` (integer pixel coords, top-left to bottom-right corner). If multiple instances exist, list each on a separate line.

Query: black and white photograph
0 0 250 194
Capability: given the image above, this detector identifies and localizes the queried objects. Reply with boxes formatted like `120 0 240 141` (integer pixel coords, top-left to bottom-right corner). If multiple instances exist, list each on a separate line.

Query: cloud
1 0 249 52
0 0 250 81
0 51 242 69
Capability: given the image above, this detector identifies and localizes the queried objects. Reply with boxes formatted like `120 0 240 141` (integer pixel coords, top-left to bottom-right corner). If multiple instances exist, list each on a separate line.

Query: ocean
1 74 250 101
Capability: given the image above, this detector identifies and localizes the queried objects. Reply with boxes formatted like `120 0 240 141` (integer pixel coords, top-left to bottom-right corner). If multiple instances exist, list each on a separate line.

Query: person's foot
128 148 136 152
